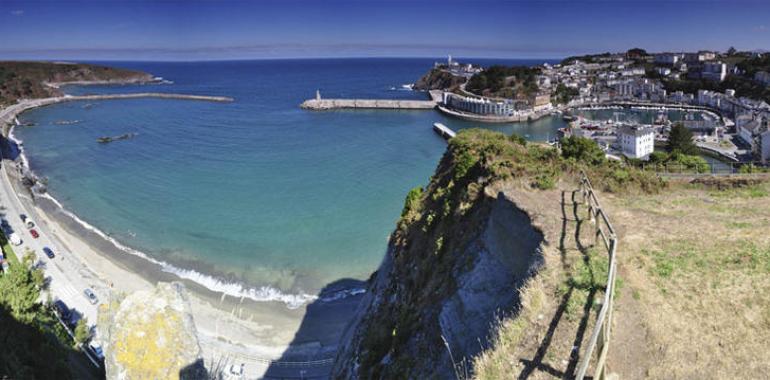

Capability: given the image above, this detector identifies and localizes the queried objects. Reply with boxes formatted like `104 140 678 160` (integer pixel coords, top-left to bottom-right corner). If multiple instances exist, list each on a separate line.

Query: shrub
560 136 605 165
400 187 423 218
533 174 556 190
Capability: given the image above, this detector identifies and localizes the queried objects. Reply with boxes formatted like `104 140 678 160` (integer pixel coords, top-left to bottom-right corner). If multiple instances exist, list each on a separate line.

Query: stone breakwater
1 93 233 135
300 98 436 110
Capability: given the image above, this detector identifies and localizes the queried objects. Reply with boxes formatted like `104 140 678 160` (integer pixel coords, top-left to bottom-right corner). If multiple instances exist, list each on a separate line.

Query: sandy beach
0 95 363 378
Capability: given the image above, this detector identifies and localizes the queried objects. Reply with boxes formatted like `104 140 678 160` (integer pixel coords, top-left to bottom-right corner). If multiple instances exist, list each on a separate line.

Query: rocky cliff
101 282 205 380
413 68 467 91
332 130 553 379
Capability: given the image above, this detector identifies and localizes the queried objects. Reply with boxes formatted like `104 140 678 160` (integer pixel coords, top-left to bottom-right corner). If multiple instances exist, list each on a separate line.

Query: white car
9 233 22 246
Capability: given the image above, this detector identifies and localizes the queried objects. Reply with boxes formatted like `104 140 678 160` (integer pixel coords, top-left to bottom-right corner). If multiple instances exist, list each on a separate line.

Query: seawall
1 93 233 136
300 98 436 110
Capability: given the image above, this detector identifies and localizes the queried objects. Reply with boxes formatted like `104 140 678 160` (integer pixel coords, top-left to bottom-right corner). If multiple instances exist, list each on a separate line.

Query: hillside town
431 49 770 163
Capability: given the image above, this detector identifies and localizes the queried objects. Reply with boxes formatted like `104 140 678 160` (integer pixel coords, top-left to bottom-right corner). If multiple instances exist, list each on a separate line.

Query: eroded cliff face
332 131 547 379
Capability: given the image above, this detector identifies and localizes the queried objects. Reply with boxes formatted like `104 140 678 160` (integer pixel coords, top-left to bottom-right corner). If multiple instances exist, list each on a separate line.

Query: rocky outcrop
332 130 546 379
102 282 204 380
413 68 467 91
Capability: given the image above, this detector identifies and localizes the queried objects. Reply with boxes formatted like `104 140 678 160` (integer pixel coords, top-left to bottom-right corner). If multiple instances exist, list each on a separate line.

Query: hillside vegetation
0 236 81 379
466 65 540 99
0 61 152 105
332 129 663 379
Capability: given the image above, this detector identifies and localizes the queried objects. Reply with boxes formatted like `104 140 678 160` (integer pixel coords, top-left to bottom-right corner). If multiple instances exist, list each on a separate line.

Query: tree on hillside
0 255 44 324
666 123 698 155
626 48 648 59
74 318 91 345
727 46 737 56
560 136 605 165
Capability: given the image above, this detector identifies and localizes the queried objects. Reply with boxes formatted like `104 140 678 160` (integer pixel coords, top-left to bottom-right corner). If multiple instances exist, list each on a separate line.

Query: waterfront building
529 92 552 112
618 125 655 159
656 67 672 76
442 92 515 117
702 62 727 82
737 119 765 148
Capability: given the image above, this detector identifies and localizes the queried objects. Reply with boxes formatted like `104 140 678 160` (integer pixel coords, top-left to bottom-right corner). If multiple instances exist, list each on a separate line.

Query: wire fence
639 161 769 177
574 171 618 380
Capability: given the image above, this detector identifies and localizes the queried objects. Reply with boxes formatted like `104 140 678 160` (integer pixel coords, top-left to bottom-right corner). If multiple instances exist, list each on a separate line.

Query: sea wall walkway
300 98 437 110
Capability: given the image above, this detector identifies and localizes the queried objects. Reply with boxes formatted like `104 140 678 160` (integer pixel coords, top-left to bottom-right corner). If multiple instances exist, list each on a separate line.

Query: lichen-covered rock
103 282 204 380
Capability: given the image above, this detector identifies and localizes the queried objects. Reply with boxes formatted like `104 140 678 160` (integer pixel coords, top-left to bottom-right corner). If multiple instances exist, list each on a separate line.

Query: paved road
0 158 104 327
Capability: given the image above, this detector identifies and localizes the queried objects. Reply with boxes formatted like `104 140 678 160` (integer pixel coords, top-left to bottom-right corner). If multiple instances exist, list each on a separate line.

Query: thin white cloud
11 10 24 16
754 25 767 32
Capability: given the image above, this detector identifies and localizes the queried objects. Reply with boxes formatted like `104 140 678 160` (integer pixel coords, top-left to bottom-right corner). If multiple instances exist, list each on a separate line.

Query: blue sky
0 0 768 61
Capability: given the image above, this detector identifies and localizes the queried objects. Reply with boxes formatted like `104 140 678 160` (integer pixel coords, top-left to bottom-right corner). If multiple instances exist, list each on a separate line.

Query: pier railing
574 171 618 380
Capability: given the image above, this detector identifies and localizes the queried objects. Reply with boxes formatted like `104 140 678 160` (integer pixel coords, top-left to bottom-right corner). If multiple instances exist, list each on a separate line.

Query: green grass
0 232 20 267
644 240 770 285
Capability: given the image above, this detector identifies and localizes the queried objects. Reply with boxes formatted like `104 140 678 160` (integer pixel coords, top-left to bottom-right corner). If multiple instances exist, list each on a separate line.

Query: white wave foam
7 122 318 309
319 287 366 303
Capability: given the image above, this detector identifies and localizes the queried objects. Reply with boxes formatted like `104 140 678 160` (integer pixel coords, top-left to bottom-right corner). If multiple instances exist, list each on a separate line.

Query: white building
702 62 727 82
442 92 515 116
618 125 655 159
654 53 682 65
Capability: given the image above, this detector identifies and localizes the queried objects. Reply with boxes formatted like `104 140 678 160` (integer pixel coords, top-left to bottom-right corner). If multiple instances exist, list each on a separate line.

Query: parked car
87 342 104 360
53 300 72 321
30 229 39 239
83 288 99 305
43 247 55 259
19 214 35 229
9 233 22 246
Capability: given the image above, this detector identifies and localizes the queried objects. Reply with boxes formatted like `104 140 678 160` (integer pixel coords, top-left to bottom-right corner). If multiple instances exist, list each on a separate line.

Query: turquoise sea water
12 58 590 304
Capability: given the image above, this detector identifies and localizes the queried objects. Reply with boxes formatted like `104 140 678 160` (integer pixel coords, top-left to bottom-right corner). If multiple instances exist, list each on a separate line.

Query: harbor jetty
432 122 456 140
1 93 233 136
300 90 436 110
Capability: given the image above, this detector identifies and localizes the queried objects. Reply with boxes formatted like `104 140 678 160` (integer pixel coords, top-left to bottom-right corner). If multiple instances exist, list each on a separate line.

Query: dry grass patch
604 180 770 379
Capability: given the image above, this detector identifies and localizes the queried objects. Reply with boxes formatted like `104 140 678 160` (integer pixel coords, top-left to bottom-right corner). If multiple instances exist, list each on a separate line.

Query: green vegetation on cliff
466 66 539 99
0 61 152 105
334 129 664 379
0 240 77 379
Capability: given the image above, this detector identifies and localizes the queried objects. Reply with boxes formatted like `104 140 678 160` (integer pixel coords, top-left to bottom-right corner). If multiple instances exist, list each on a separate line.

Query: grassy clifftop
332 129 664 379
0 61 153 105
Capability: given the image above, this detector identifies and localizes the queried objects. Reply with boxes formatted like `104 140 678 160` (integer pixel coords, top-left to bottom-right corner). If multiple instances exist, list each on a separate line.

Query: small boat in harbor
97 133 137 143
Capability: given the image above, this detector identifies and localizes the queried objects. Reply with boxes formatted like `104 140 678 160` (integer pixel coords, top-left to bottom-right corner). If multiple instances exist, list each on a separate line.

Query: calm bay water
16 58 571 300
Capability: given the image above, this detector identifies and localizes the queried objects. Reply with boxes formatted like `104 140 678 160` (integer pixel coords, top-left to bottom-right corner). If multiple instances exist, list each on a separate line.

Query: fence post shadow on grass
518 189 601 380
